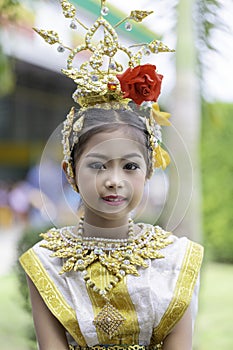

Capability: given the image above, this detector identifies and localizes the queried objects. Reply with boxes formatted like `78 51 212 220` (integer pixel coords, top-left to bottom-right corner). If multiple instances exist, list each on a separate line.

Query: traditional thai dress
19 223 203 350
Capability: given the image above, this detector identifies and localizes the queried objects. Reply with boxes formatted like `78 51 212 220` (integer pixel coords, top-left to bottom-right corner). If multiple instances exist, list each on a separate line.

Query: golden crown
34 0 174 107
34 0 174 191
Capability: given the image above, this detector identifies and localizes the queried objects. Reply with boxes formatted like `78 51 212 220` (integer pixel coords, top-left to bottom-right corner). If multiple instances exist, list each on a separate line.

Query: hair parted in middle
70 104 153 180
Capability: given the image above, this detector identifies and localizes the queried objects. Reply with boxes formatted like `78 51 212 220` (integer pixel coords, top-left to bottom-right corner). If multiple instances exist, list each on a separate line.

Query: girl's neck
82 221 131 240
78 209 133 239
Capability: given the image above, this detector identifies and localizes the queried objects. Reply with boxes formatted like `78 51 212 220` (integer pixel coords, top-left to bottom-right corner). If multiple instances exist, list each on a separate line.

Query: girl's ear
62 161 79 192
62 160 68 174
62 161 74 183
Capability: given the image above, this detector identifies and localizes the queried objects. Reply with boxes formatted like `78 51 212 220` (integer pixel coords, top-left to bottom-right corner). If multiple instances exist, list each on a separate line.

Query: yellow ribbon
151 102 171 126
154 145 170 170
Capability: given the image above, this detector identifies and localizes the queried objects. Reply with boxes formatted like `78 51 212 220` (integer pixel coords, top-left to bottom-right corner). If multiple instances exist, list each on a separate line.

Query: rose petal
120 66 141 82
141 85 151 96
117 64 163 105
140 64 156 73
158 74 164 83
144 74 155 84
129 76 146 84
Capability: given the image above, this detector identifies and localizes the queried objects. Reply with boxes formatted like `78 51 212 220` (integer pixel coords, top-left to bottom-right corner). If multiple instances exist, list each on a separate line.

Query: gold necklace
40 219 172 338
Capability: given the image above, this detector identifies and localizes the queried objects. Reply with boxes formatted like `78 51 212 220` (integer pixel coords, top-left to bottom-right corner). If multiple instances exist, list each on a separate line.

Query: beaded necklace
60 216 135 253
40 217 172 338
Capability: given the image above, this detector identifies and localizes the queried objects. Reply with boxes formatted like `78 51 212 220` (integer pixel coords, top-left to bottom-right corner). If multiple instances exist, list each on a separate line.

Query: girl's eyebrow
86 153 108 160
123 153 143 159
86 152 142 160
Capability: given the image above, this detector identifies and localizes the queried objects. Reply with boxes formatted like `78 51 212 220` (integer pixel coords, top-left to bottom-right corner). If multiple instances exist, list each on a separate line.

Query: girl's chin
86 208 131 222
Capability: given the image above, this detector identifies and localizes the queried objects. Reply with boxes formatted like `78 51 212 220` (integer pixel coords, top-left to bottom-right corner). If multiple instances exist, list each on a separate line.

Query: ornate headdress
34 0 174 191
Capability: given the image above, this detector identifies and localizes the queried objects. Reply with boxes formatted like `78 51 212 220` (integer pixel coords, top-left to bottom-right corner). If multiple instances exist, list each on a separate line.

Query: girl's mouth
102 195 127 206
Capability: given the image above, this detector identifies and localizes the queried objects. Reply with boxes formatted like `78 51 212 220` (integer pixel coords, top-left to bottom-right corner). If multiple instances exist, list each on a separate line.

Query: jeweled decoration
40 216 172 337
93 301 125 338
33 0 174 108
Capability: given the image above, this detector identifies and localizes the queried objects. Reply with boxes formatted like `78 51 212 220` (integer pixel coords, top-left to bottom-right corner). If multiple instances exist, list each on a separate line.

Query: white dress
19 223 203 349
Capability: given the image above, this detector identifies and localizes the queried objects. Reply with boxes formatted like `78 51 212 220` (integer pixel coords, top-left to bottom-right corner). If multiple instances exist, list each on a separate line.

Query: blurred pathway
0 226 23 275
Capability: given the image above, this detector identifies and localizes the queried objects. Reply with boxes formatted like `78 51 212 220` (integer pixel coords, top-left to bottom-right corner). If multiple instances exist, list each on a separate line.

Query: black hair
70 106 153 178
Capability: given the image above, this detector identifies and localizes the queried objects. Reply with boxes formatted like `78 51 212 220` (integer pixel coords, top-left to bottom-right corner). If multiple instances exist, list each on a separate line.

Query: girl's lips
102 195 127 206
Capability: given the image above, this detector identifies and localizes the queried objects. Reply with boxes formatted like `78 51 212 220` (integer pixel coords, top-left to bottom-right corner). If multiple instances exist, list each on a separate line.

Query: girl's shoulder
136 222 204 269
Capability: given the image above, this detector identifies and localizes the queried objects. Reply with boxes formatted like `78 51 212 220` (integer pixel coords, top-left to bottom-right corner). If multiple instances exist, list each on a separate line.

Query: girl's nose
105 179 123 189
104 173 123 189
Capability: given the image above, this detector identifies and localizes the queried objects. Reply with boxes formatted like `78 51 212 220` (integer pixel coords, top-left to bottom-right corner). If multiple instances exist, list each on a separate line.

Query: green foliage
194 263 233 350
16 225 49 348
201 102 233 263
0 273 36 350
0 0 20 14
0 0 19 96
0 0 36 96
0 47 15 96
17 226 42 310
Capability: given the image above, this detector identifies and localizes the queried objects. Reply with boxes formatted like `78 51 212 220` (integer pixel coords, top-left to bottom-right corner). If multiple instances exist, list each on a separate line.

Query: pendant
93 301 125 338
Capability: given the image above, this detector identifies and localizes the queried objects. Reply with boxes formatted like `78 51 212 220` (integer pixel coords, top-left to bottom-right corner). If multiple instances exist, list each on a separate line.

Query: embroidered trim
19 248 87 346
150 240 204 345
69 346 163 350
69 345 163 350
39 224 172 340
86 262 140 344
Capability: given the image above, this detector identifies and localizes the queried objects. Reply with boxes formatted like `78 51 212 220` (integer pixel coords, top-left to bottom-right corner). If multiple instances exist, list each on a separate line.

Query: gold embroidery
21 224 172 344
87 262 140 344
69 346 162 350
93 301 125 338
150 240 204 345
19 249 87 346
40 224 172 338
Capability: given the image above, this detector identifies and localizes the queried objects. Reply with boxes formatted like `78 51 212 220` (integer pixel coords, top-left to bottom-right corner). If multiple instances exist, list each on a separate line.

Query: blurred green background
0 0 233 349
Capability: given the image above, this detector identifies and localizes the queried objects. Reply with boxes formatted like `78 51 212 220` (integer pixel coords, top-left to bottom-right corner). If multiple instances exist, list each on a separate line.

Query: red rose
117 64 163 105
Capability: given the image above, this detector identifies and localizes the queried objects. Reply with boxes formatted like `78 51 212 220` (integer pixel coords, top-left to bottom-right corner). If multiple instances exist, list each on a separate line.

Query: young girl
19 2 203 349
20 104 203 350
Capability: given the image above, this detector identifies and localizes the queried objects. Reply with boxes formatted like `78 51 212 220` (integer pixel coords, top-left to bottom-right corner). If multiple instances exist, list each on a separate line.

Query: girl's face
74 128 147 227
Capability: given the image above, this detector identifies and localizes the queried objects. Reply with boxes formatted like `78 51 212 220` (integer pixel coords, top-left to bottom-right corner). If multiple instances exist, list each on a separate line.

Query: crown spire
34 0 174 189
33 0 174 107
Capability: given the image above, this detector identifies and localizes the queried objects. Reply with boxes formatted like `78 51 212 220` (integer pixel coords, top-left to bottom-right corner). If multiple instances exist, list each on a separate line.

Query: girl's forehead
82 130 146 159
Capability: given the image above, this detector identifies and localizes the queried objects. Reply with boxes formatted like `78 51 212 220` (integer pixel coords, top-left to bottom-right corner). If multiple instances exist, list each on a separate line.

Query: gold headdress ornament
34 0 175 191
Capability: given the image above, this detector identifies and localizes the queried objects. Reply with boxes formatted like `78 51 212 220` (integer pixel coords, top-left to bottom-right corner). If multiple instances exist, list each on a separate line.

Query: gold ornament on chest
93 301 126 339
40 218 172 337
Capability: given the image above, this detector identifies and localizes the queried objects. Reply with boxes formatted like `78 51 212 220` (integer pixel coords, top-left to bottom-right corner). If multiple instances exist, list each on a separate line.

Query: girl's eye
124 162 140 171
88 162 106 170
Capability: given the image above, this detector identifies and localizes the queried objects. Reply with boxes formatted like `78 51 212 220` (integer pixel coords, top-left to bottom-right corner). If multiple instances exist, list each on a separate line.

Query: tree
0 0 20 95
0 0 36 96
160 0 222 241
